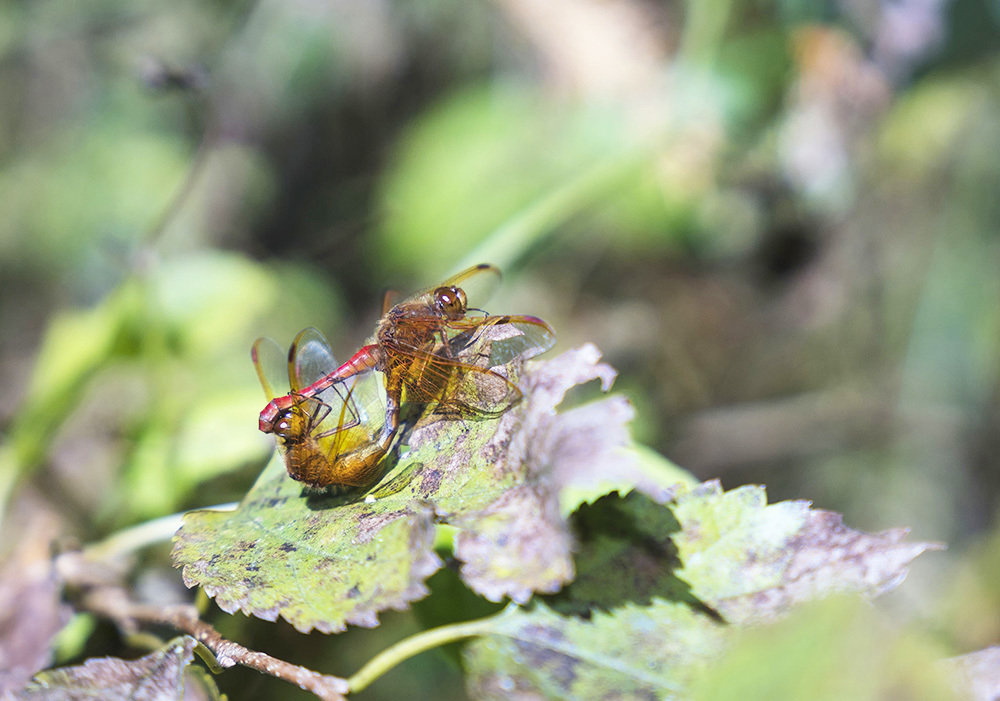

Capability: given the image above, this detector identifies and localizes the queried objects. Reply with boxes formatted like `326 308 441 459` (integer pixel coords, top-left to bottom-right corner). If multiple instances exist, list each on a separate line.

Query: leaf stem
456 148 649 275
347 614 500 693
84 502 238 561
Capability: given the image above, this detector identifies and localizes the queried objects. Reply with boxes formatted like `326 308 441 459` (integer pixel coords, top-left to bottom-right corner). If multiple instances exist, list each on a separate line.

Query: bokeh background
1 0 1000 698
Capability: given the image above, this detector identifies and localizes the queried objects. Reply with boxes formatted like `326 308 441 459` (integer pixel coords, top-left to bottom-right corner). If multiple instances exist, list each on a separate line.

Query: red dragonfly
256 264 556 489
253 327 387 488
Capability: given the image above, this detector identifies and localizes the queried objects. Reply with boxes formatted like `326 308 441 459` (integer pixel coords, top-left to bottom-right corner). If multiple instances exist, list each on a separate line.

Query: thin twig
61 553 348 701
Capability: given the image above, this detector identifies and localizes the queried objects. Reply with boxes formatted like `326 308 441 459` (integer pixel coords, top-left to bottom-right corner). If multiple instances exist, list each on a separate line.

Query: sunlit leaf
15 636 197 701
466 483 943 699
174 345 663 631
464 601 726 700
439 344 672 603
671 480 944 624
173 451 441 633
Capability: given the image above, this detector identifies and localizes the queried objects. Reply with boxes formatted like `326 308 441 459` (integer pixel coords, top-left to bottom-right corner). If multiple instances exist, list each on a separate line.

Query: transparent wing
287 327 388 452
440 263 501 312
288 327 339 391
384 339 526 418
400 263 502 313
319 370 388 455
252 337 290 400
447 314 556 366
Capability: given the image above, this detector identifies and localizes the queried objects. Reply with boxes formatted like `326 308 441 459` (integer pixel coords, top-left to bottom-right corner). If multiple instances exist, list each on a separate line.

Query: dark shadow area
544 492 723 623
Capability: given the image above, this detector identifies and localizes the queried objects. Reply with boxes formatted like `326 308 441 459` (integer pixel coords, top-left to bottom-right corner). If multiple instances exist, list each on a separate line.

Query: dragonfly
252 327 388 489
256 264 556 489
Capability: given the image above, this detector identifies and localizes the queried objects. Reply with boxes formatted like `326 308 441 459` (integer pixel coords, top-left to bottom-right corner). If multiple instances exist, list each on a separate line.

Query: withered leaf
14 636 196 701
0 520 72 695
466 482 942 699
448 344 679 603
671 480 944 624
943 646 1000 701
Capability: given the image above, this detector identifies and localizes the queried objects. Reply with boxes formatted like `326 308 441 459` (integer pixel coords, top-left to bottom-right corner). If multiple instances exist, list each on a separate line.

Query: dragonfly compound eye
434 285 467 319
273 408 308 440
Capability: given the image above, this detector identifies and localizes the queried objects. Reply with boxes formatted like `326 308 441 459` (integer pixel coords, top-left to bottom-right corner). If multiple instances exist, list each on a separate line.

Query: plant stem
456 148 649 275
677 0 735 68
77 582 348 700
347 614 500 693
85 502 238 561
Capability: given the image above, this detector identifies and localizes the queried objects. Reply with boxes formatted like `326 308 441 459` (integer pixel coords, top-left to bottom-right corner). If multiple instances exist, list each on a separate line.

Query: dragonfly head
259 395 295 434
433 285 468 320
270 406 311 442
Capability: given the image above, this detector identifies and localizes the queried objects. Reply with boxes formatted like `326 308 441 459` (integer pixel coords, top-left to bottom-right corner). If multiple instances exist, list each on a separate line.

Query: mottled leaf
671 480 944 624
464 601 726 700
450 344 679 602
465 483 943 700
14 636 196 701
172 452 441 633
450 483 571 604
174 344 664 631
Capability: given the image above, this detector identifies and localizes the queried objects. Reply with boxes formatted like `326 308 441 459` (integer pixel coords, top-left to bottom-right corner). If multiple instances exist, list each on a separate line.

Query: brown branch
58 553 348 701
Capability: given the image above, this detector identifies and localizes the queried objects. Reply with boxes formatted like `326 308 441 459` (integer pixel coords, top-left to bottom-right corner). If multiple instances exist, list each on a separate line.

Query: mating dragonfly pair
252 264 556 490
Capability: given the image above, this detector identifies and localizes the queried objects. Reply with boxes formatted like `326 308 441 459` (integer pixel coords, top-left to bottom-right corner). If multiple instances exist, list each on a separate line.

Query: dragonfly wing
287 327 388 450
386 341 524 416
445 363 522 416
252 337 290 400
440 263 501 312
398 263 502 313
485 315 555 364
288 327 338 390
445 315 556 366
314 369 388 454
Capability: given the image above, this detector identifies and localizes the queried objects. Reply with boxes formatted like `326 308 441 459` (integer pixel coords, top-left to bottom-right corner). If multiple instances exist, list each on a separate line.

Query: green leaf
671 481 944 624
16 636 197 701
172 451 442 633
543 491 708 617
376 84 655 276
5 286 131 474
689 597 960 701
464 483 942 699
173 345 666 632
463 601 726 700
